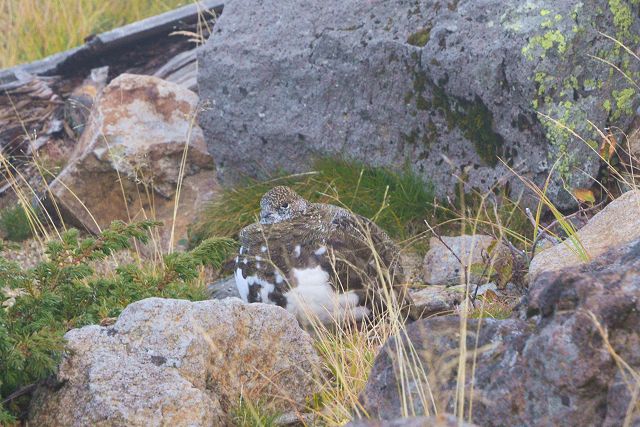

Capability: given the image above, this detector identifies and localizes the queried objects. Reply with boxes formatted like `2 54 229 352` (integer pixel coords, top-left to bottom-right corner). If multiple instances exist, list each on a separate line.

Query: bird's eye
281 203 289 209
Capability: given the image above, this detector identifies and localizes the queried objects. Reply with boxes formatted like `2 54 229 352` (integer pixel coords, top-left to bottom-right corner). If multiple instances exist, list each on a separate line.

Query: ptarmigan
234 186 410 325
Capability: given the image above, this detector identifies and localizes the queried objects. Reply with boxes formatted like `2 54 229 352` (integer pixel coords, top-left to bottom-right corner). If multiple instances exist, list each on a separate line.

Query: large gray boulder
29 297 320 426
361 237 640 426
198 0 640 209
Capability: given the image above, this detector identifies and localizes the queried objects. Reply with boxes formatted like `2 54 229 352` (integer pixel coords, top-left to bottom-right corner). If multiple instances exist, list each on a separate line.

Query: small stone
423 235 509 286
409 285 466 318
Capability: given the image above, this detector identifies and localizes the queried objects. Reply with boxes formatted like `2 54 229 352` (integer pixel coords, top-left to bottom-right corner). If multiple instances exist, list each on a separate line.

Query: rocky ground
1 0 639 426
21 189 640 426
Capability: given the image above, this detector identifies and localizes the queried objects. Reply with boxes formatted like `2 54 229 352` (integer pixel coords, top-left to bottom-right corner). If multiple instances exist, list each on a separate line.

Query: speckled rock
361 237 640 426
28 297 320 426
423 235 509 286
50 73 217 251
198 0 640 209
409 285 467 318
529 189 640 278
207 275 241 299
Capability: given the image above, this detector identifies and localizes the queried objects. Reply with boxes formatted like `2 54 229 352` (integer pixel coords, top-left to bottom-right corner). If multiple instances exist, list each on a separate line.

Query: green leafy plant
0 220 236 421
0 205 33 242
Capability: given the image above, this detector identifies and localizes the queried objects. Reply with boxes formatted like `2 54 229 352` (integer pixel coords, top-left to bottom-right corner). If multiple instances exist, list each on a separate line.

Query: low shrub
0 220 236 422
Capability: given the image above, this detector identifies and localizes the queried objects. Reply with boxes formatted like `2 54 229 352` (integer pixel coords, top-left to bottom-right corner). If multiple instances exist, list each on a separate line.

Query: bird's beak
260 212 271 224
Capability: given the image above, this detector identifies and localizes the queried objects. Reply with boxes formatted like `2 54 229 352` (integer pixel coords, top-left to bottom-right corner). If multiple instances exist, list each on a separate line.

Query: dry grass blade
0 0 190 68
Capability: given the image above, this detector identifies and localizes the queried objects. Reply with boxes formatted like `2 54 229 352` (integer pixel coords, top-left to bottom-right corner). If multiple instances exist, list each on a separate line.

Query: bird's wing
321 206 411 315
237 220 325 293
237 222 295 306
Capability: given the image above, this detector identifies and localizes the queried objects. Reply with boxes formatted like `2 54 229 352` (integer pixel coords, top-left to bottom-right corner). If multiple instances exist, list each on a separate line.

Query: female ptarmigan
235 186 410 325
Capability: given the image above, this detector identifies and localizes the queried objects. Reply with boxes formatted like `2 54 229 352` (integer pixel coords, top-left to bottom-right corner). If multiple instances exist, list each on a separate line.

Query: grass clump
191 158 438 244
0 205 33 242
230 398 282 427
0 0 189 67
0 220 236 422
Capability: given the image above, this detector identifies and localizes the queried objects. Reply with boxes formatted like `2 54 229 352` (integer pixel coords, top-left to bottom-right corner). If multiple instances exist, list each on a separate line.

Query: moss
603 99 612 113
413 69 427 93
401 128 419 145
407 27 431 47
404 91 414 104
429 83 504 166
461 99 505 166
407 65 503 165
426 119 438 140
415 94 430 110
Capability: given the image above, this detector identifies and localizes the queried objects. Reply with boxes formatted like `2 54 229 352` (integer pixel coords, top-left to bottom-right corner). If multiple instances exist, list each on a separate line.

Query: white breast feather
284 266 370 324
314 246 327 255
235 268 249 301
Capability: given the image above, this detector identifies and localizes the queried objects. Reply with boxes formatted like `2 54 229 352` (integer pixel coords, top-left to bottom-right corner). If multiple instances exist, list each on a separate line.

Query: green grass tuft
190 158 439 245
229 397 282 427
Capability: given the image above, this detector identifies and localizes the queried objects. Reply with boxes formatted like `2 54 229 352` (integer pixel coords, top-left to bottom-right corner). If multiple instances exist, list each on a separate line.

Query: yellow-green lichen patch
611 87 636 120
583 78 597 91
608 0 637 42
539 100 596 185
522 30 567 60
407 27 431 47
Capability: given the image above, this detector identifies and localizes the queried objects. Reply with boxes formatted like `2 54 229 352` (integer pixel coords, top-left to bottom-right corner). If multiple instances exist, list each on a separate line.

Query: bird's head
259 186 308 224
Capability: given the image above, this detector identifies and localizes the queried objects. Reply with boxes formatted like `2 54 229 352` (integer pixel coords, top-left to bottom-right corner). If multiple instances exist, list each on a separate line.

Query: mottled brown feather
237 194 411 318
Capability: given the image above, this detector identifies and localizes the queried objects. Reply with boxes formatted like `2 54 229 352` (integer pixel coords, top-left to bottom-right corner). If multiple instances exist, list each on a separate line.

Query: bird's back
236 202 410 323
